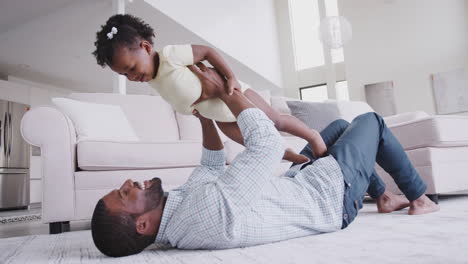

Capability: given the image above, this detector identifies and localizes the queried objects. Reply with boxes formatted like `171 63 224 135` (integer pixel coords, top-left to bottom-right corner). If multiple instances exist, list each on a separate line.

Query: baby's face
110 41 156 83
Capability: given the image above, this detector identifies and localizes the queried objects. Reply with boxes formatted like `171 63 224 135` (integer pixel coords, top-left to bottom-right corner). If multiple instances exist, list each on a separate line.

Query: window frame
299 80 347 100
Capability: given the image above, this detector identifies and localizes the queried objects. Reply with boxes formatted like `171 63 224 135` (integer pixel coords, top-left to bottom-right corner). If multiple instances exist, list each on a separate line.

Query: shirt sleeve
167 108 285 248
162 44 194 67
182 148 226 187
216 108 284 209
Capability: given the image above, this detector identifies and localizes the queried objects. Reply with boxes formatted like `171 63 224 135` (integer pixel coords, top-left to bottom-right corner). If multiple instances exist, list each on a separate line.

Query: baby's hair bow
107 27 118 40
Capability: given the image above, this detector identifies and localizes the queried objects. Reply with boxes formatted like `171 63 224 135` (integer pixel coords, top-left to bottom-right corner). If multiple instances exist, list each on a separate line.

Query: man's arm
188 64 285 211
182 111 225 187
193 110 223 151
180 70 228 187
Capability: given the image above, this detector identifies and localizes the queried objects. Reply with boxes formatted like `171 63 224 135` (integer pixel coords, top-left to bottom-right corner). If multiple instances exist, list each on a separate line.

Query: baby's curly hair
92 14 155 67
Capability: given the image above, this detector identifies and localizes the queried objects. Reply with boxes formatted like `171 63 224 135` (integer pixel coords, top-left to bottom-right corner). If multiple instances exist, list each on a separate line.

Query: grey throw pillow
286 101 341 132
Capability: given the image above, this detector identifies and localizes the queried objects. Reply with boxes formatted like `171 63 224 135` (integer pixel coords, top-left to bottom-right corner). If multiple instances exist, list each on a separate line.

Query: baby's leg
243 89 327 158
216 121 309 163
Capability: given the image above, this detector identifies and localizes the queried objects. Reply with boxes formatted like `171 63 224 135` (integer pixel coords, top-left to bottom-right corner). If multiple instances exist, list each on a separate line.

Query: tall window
289 0 324 70
289 0 344 70
324 0 344 63
300 84 328 102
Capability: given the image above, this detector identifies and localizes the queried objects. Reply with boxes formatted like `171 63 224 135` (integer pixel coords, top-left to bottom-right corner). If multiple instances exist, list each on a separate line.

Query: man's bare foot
283 148 310 163
376 191 410 213
408 195 440 215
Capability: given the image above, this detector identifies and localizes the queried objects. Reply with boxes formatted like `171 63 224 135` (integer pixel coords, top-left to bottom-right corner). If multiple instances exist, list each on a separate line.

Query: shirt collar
154 190 183 245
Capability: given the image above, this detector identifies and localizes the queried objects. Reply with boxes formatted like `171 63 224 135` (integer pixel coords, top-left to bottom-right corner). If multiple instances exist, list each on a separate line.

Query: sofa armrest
383 111 430 127
21 107 77 223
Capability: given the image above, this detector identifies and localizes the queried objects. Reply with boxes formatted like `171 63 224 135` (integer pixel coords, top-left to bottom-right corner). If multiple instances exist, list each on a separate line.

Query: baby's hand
227 78 241 96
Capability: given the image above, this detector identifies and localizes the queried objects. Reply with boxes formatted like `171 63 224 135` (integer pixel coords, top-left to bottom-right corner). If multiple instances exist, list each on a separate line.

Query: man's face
110 40 155 83
102 177 164 215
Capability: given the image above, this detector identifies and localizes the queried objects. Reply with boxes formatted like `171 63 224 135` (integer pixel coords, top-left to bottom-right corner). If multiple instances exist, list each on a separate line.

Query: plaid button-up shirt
155 108 344 249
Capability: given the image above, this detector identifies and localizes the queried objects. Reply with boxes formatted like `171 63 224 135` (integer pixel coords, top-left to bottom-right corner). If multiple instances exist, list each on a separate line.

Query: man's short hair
91 199 154 257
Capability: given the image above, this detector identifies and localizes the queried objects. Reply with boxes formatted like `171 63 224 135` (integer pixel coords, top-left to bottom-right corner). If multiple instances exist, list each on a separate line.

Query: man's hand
189 62 227 106
189 62 255 118
192 109 210 123
226 78 241 96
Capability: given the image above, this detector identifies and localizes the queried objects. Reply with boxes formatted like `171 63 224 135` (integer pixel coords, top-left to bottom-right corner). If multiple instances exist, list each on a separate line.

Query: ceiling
0 0 166 94
0 0 280 95
0 0 77 35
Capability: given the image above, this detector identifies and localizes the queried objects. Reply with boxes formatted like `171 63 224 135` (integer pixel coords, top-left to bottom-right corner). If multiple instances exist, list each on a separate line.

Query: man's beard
143 177 164 212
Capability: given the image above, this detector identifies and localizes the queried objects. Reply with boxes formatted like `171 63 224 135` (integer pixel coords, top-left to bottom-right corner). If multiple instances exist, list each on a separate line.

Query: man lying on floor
91 64 439 257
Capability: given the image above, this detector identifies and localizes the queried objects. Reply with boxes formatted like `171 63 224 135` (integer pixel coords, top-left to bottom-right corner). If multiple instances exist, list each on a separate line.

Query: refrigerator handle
8 111 12 157
2 112 6 156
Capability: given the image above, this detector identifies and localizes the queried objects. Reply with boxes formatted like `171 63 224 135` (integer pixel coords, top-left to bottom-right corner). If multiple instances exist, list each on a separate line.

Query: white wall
466 1 468 93
3 77 74 107
145 0 283 89
341 0 467 115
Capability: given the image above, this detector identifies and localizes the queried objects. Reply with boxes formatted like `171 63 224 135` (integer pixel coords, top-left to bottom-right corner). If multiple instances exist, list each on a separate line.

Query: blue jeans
295 113 427 229
292 119 386 199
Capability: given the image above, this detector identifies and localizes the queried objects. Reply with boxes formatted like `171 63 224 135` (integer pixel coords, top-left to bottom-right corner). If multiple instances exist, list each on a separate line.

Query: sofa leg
426 194 439 204
49 221 70 234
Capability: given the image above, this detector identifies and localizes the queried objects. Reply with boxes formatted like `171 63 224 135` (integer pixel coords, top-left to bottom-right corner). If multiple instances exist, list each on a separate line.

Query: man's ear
135 213 152 236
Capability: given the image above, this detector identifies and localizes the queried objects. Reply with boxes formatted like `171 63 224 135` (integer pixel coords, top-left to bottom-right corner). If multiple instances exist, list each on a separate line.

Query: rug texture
1 196 467 264
0 213 41 224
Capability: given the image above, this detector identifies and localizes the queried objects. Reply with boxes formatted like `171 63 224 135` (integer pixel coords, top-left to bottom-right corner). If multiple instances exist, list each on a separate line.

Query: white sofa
21 92 468 233
375 112 468 199
20 92 309 233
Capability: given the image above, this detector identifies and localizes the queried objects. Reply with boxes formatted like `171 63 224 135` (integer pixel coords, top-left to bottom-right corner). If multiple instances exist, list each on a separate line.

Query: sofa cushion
175 113 228 142
77 140 202 170
175 113 203 140
74 167 195 219
287 100 341 132
69 93 179 142
75 167 194 191
331 100 375 122
383 111 429 126
271 96 299 115
389 115 468 150
376 146 468 194
51 97 139 141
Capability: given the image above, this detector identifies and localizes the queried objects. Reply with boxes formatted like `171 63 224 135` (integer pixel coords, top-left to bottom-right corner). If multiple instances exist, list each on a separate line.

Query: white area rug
0 213 41 224
1 196 467 264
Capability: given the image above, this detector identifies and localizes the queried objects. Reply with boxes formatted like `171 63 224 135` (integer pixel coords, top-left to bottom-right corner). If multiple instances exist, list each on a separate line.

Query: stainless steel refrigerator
0 99 30 210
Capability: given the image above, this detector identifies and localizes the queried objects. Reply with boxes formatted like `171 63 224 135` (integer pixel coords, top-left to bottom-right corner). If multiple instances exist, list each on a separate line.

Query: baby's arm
192 45 240 96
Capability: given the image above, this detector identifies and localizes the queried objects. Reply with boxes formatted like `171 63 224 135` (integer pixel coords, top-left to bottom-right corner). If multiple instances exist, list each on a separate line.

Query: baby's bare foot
376 191 410 213
309 131 327 158
408 195 440 215
283 148 310 164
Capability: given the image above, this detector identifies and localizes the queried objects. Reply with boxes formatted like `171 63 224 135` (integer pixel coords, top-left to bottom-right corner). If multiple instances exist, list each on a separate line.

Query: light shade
319 16 352 49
